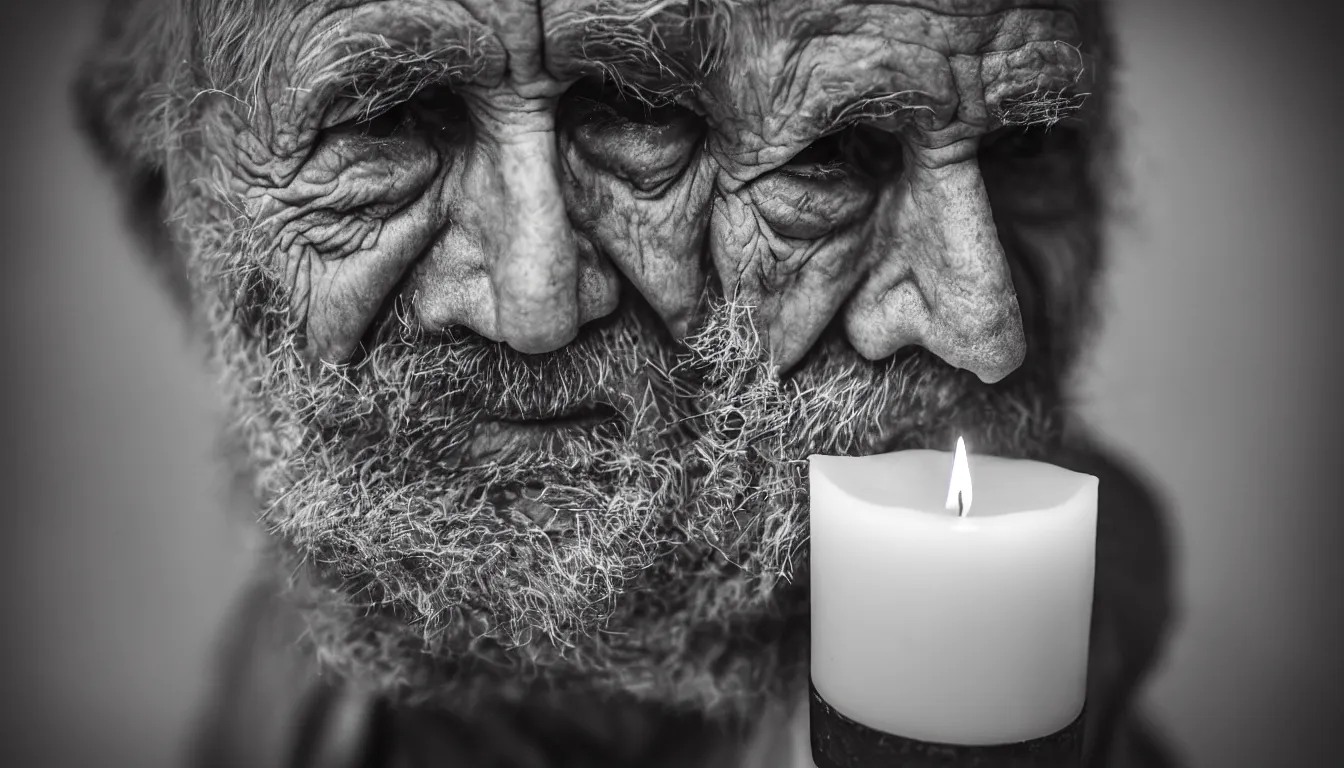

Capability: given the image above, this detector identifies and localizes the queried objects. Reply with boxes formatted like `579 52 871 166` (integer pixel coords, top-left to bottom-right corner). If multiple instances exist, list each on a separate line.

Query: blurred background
1 0 1339 766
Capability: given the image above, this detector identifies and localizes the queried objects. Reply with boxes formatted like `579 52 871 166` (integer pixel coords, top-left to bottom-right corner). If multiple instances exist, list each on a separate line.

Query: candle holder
810 680 1085 768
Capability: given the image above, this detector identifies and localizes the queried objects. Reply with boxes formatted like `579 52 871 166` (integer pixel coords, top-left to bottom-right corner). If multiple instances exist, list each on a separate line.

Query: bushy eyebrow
821 90 948 132
544 0 733 103
812 69 1091 138
807 33 1093 139
293 19 504 121
308 32 497 119
221 2 509 152
994 86 1089 127
983 40 1095 128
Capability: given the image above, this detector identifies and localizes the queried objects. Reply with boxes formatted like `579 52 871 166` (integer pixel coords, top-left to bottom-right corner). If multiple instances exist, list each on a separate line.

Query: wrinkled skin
228 0 1093 376
77 0 1171 765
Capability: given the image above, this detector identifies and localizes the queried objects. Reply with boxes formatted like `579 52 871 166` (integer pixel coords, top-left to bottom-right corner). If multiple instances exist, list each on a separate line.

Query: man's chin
273 530 814 720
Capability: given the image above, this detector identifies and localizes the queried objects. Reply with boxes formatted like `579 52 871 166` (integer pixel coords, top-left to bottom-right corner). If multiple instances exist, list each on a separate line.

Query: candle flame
945 436 973 516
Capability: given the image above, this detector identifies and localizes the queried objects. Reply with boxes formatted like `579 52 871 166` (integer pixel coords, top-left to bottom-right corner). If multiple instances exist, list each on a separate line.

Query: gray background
2 1 1340 766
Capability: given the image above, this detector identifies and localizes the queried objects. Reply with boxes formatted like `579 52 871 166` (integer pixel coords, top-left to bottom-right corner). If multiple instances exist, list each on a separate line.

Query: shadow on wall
1078 1 1344 767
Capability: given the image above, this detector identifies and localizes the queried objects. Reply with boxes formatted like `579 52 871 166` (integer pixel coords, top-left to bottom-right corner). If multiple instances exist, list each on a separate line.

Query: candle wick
958 490 966 518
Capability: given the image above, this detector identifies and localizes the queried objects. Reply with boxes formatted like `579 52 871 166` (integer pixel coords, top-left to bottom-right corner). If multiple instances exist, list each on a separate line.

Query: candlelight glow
945 436 973 516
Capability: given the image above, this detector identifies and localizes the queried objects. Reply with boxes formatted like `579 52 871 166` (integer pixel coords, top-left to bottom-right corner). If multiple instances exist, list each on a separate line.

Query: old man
76 0 1173 765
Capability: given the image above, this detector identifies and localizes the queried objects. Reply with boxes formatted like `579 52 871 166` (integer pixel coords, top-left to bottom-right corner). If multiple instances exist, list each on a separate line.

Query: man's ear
73 0 192 307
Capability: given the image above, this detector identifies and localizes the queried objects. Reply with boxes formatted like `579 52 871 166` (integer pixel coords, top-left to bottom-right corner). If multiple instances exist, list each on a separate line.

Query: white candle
809 443 1097 747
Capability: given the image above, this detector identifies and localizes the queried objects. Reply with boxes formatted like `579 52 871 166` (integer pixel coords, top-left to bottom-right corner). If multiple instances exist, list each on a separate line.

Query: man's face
169 0 1105 714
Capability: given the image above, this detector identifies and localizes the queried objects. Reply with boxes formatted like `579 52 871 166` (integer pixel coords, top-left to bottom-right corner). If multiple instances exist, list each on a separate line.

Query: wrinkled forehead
543 0 1095 128
540 0 1094 78
280 1 1098 89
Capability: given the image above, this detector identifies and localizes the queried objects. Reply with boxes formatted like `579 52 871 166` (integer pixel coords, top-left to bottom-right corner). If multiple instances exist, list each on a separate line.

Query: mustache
308 291 682 429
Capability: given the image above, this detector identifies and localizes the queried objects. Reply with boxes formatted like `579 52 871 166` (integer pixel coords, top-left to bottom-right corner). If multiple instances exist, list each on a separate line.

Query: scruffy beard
198 214 1067 722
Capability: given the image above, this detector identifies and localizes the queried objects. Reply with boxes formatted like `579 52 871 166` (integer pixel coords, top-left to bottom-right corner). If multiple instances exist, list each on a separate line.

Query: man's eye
560 76 705 193
408 85 471 137
979 124 1088 218
981 124 1081 161
781 135 849 180
335 85 471 141
780 124 902 181
563 76 695 129
351 106 410 138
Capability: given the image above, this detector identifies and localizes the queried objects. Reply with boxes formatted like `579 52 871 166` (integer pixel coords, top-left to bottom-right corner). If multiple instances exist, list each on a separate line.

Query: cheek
705 185 875 368
245 130 443 281
560 136 718 336
747 174 874 240
240 130 446 360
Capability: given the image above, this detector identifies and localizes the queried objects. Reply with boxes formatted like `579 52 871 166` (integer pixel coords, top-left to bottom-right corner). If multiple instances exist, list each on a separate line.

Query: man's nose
413 104 619 354
844 149 1026 384
492 126 583 353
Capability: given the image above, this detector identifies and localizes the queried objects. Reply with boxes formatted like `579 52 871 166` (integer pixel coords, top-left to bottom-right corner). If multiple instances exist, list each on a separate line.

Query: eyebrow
812 75 1091 139
794 39 962 139
299 27 503 120
994 87 1089 127
808 34 1094 139
822 90 950 132
545 0 732 103
982 41 1095 127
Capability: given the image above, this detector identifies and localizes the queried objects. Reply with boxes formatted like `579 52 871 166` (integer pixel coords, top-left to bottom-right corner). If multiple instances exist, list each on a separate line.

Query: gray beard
210 252 1065 721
